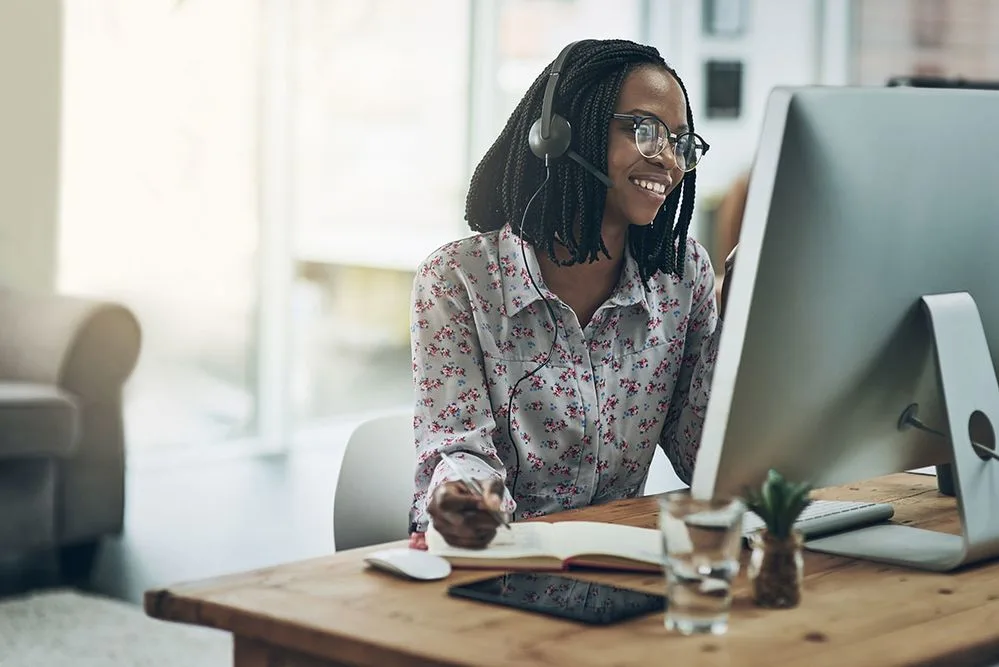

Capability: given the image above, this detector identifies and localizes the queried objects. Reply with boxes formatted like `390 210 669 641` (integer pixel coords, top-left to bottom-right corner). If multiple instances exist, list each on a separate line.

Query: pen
439 452 511 531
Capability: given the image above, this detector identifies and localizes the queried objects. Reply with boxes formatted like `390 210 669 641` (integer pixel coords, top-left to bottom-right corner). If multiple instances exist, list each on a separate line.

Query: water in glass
659 494 745 635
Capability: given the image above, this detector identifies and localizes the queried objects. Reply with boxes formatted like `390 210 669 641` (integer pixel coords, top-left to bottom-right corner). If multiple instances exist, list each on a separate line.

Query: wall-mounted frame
702 0 749 38
911 0 948 48
705 59 744 119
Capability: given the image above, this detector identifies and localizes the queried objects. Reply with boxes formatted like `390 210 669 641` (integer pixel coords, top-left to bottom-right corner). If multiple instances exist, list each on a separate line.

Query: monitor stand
805 292 999 572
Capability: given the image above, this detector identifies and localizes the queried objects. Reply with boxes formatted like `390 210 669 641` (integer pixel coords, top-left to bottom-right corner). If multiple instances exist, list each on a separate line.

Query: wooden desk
145 474 999 667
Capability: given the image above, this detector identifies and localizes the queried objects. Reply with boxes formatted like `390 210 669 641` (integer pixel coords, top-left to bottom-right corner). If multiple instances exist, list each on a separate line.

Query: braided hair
465 39 698 281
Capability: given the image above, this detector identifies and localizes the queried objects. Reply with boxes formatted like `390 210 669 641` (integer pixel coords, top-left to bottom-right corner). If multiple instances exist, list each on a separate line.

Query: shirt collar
497 224 548 319
497 224 652 319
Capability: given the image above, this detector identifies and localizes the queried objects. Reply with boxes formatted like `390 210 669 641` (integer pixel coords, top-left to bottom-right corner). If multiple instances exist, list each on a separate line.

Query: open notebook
426 520 664 573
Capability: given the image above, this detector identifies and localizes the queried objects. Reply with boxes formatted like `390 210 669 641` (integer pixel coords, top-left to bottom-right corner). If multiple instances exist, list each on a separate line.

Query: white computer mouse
363 548 452 581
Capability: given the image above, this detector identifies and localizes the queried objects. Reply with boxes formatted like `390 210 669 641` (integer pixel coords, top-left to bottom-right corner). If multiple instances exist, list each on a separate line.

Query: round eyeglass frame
610 113 710 172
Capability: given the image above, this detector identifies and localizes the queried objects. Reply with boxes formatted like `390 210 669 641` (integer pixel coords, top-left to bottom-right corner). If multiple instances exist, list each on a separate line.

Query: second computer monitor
691 86 999 501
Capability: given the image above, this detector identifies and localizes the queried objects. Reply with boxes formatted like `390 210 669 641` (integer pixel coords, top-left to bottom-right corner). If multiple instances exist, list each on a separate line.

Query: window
289 1 471 271
286 0 470 425
60 0 262 454
704 60 744 119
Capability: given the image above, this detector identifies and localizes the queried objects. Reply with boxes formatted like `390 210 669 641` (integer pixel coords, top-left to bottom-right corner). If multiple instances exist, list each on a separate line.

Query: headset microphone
528 41 613 188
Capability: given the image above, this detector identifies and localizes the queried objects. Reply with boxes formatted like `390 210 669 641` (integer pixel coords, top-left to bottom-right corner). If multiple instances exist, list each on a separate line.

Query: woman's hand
719 245 737 320
427 478 506 549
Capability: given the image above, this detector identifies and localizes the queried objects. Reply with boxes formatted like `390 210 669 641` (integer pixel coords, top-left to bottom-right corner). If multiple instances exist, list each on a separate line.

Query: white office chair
642 446 686 496
333 410 416 551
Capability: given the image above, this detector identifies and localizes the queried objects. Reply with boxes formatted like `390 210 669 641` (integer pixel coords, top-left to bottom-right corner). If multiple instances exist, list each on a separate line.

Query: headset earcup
529 114 572 159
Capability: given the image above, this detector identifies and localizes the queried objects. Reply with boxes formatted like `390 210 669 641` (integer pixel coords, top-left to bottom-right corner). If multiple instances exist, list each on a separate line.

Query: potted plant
744 469 812 608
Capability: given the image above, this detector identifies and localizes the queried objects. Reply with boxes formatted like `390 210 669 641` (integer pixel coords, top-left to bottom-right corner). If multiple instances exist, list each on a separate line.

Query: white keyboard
742 500 895 541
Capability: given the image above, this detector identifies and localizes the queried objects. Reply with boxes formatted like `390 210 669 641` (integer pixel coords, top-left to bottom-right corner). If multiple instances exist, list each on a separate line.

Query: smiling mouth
629 177 667 196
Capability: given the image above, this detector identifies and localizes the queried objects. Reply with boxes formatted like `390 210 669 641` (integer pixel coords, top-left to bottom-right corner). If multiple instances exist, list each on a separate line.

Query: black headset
528 41 578 160
528 41 613 187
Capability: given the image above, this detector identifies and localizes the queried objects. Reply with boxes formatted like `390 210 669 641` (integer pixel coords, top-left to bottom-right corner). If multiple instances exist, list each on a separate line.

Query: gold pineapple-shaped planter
744 469 811 609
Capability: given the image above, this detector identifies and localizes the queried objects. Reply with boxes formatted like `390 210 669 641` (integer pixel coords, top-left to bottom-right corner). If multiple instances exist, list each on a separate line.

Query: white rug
0 588 230 666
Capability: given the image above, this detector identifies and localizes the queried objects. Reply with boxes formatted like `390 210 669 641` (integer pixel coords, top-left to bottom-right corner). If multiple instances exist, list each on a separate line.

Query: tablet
448 572 665 625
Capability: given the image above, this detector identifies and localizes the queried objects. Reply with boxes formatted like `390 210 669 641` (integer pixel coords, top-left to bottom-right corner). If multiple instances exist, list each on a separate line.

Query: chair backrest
643 446 686 496
333 410 415 551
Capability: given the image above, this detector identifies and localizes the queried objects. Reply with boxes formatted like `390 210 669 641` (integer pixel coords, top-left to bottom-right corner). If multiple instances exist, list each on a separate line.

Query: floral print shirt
409 224 720 532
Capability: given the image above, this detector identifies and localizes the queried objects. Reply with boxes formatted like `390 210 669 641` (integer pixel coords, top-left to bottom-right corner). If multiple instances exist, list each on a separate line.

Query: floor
0 442 347 605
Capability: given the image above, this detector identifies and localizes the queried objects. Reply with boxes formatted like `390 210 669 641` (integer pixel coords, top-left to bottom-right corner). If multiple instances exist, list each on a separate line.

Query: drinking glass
658 493 745 635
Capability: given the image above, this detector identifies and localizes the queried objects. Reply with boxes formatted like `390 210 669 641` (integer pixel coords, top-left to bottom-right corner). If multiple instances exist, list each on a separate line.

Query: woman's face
602 66 688 231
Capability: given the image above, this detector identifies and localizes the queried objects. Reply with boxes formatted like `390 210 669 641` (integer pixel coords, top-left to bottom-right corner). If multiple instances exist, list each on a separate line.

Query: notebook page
426 521 554 559
548 521 664 564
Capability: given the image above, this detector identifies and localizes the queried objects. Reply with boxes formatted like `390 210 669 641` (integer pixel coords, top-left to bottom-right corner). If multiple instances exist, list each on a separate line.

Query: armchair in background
0 287 141 576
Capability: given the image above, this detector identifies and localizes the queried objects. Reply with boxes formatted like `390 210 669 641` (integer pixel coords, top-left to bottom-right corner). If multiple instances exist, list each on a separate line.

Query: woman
410 39 732 549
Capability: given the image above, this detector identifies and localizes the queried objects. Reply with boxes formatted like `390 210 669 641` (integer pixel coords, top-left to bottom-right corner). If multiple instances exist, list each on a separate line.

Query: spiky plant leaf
743 469 812 539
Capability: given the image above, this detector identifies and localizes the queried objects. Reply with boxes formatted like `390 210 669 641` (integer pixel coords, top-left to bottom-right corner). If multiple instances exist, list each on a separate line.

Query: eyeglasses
610 113 710 172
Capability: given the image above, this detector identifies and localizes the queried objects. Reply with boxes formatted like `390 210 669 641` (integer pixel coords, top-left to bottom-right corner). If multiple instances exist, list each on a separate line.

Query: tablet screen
448 572 665 625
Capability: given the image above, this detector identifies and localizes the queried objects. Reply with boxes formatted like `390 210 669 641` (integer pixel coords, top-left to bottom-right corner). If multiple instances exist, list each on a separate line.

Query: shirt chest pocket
599 334 680 378
591 338 681 428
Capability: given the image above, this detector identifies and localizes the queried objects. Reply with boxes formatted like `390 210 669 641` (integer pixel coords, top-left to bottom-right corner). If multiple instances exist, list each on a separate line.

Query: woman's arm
409 253 515 533
658 242 722 484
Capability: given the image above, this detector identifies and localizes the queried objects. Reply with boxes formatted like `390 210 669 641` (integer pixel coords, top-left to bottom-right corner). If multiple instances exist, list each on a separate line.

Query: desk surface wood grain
145 473 999 667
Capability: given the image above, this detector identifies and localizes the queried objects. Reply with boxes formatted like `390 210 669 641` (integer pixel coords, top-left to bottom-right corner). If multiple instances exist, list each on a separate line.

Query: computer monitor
886 74 999 498
690 86 999 571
